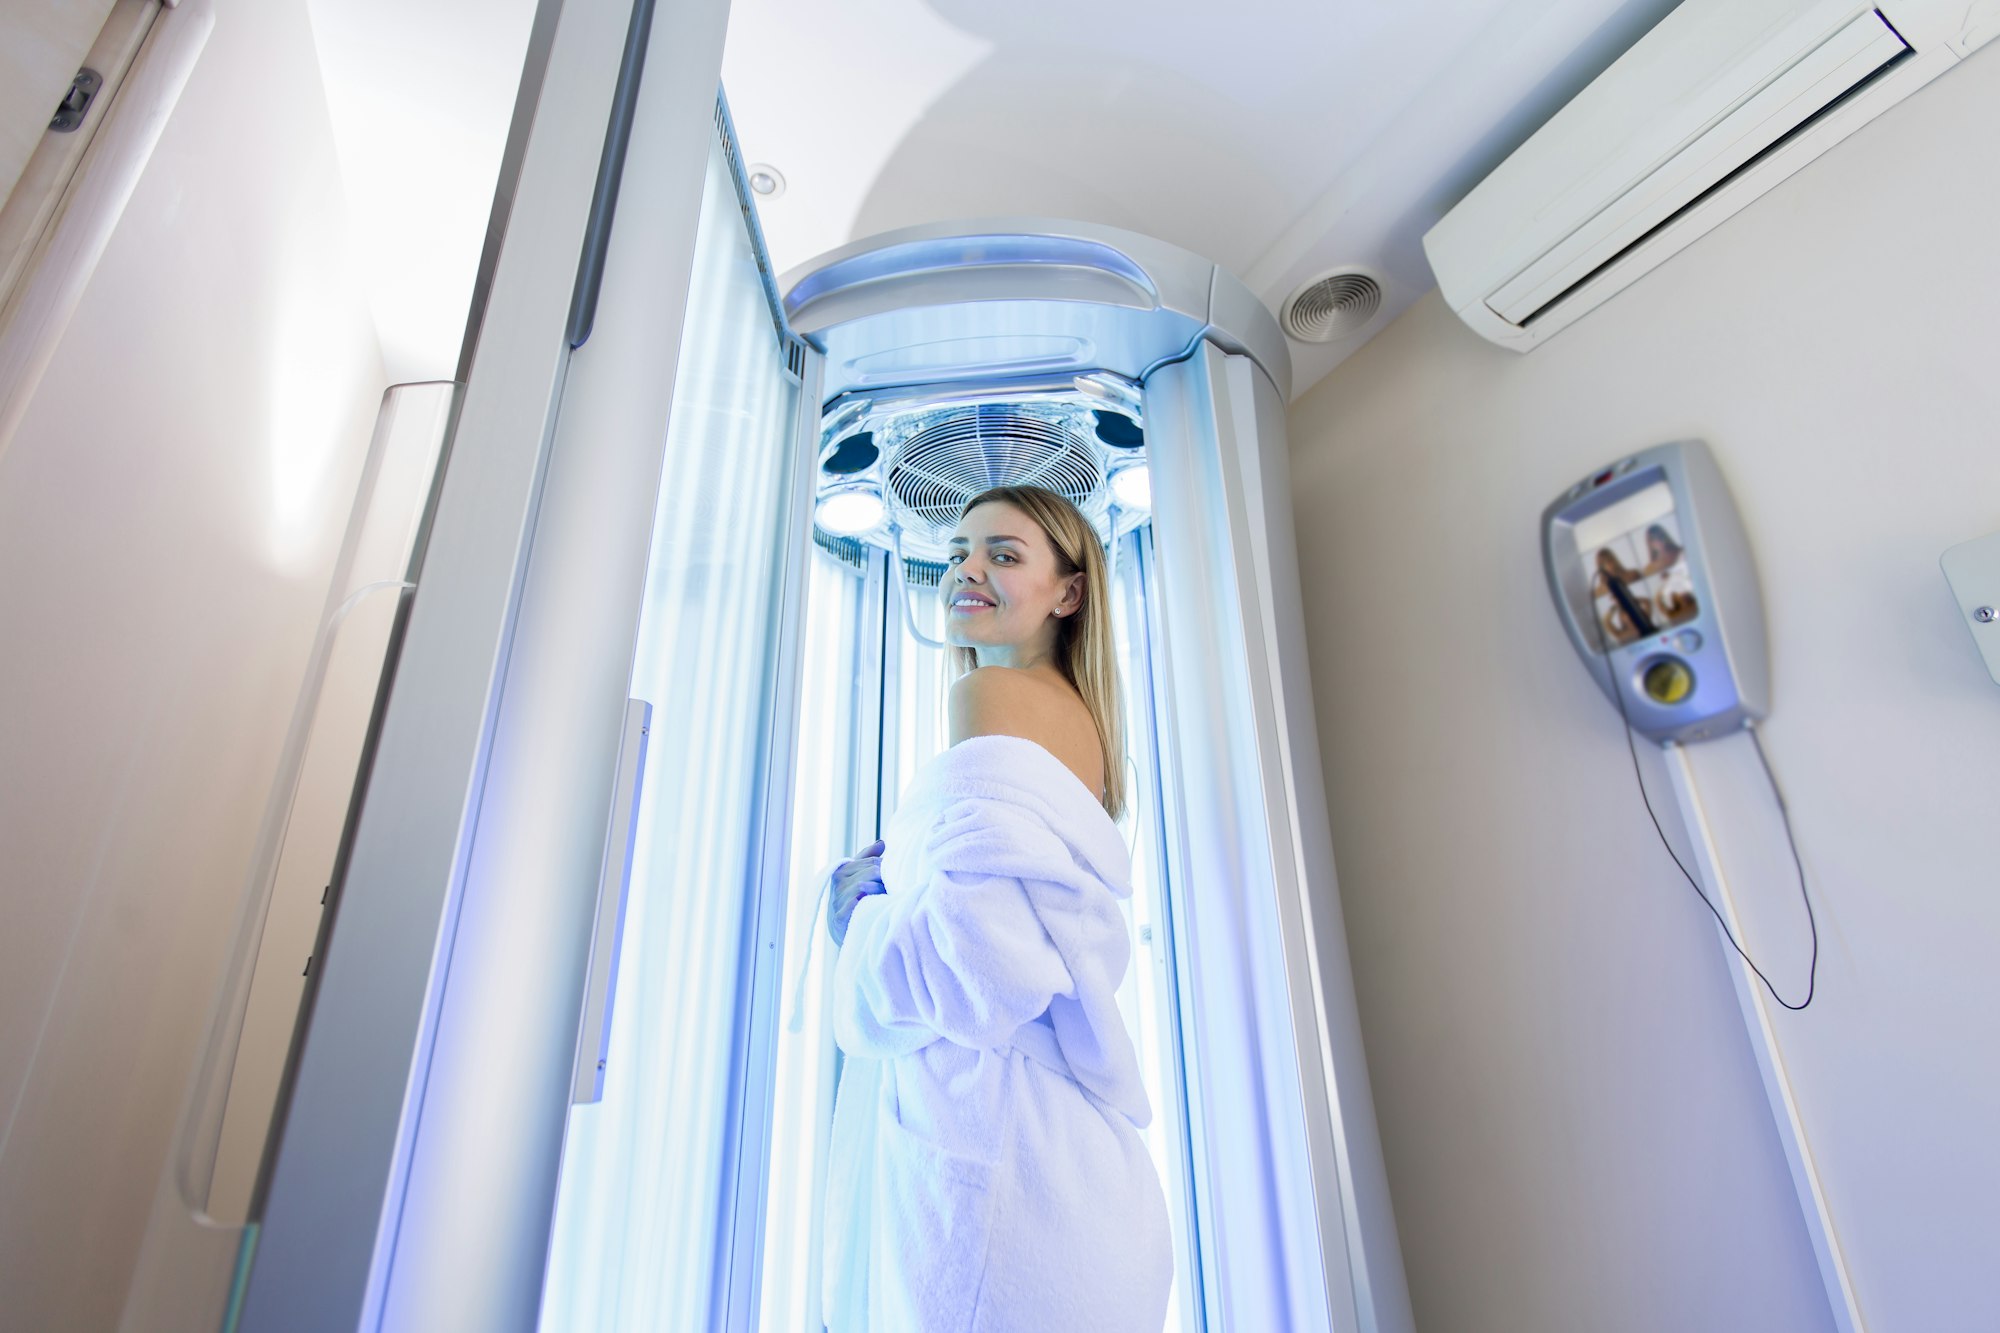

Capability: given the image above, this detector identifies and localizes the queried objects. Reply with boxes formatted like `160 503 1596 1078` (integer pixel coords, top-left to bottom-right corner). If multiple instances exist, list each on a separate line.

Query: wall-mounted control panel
1542 439 1769 744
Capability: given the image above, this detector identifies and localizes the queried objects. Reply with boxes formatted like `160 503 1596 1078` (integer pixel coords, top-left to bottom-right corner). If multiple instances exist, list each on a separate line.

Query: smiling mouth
949 597 994 612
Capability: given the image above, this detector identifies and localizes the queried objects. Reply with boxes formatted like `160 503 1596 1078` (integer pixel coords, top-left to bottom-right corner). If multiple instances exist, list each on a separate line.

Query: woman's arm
829 793 1107 1059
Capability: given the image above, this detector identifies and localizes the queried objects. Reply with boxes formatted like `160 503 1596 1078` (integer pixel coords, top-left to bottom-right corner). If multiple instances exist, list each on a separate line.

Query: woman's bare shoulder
949 668 1103 794
947 666 1030 741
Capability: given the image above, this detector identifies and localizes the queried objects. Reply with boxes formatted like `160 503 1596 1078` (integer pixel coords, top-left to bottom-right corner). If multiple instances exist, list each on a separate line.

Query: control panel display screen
1572 481 1699 650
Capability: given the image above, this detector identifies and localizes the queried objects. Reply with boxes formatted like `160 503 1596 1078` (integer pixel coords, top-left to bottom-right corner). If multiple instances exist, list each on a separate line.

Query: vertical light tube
536 133 806 1333
1113 526 1202 1333
1148 346 1321 1331
1144 343 1413 1333
1226 355 1414 1333
755 547 868 1333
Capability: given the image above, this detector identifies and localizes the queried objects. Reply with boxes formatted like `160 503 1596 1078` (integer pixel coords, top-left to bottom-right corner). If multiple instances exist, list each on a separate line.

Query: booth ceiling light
1111 462 1152 510
816 487 884 536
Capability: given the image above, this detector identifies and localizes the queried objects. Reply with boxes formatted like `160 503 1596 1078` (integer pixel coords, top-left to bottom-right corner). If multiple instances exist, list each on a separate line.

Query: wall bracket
1941 530 2000 686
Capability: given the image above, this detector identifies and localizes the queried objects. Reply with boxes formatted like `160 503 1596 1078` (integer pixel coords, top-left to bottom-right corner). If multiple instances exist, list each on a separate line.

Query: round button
1641 657 1696 705
1675 628 1703 653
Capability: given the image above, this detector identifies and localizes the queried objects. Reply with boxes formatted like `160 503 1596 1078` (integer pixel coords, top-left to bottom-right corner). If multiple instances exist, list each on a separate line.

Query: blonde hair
943 484 1127 822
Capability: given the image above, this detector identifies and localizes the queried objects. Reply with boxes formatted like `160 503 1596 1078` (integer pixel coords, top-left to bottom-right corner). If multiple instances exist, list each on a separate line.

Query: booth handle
573 697 652 1103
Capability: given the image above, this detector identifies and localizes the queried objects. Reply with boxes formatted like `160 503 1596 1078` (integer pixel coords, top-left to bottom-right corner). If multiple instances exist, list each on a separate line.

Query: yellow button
1642 657 1695 705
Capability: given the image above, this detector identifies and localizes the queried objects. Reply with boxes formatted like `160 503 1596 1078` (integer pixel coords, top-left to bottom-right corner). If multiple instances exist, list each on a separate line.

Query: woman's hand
828 838 887 946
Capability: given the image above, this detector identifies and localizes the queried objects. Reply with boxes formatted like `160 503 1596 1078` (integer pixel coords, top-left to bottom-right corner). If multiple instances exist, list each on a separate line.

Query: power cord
1589 600 1818 1010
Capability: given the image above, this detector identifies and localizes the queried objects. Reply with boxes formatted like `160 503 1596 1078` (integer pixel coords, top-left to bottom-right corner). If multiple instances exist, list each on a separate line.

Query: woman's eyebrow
947 534 1026 546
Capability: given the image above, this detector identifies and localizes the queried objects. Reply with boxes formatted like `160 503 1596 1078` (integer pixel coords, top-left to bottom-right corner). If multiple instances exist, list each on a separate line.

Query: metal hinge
50 68 103 133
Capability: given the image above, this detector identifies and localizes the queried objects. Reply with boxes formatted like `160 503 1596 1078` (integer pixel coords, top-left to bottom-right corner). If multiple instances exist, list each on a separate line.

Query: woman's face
1647 530 1673 563
942 501 1082 650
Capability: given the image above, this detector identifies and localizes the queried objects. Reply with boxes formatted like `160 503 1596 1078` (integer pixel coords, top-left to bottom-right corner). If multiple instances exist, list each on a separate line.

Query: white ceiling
309 0 1684 395
722 0 1685 397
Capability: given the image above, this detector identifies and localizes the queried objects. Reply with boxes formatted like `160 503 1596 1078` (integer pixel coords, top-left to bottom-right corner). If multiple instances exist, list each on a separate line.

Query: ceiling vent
1280 268 1383 342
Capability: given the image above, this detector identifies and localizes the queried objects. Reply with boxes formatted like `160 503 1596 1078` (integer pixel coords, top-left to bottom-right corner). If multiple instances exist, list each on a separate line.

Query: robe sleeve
830 792 1084 1058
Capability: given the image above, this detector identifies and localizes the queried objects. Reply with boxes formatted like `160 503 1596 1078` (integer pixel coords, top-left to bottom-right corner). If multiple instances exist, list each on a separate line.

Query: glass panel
537 128 803 1332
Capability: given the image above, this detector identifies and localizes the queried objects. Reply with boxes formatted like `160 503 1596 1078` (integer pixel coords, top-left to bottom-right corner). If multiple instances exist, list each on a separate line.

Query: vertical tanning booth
122 6 1412 1333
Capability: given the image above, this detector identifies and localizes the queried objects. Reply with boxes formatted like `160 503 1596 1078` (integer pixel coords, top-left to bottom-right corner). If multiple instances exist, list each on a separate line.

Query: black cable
1587 600 1817 1009
1746 722 1820 1009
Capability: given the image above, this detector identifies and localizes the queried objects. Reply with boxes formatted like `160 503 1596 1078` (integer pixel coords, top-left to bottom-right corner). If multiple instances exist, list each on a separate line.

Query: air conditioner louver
1423 0 1989 350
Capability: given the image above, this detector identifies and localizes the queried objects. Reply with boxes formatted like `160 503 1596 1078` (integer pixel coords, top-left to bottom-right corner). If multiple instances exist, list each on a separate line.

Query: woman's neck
973 639 1060 674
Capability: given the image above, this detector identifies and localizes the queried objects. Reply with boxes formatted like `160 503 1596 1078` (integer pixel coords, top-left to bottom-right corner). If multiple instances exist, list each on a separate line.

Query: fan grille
885 404 1103 546
1281 269 1383 342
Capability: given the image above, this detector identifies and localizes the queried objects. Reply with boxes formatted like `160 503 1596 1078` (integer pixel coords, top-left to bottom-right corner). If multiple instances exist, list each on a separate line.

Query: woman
1590 545 1655 645
819 484 1173 1332
1639 523 1698 625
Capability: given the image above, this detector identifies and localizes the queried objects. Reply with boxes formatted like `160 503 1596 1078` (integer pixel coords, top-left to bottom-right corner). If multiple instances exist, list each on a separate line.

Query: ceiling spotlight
815 487 884 536
1110 463 1151 511
747 164 786 198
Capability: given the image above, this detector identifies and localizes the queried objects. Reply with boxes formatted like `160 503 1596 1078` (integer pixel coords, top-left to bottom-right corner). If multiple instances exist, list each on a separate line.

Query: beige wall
0 1 386 1327
1288 49 2000 1333
0 0 116 209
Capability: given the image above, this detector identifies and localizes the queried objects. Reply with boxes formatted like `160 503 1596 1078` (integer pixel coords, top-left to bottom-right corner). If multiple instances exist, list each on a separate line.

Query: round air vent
1092 410 1144 450
1280 268 1383 343
885 404 1102 546
821 431 878 475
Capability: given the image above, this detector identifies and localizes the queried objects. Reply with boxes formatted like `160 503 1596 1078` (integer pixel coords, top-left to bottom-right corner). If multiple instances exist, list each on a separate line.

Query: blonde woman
820 484 1172 1331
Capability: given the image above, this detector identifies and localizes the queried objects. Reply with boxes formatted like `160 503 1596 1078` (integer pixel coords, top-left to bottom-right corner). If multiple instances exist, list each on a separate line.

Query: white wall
304 0 536 380
1287 49 2000 1333
0 1 386 1327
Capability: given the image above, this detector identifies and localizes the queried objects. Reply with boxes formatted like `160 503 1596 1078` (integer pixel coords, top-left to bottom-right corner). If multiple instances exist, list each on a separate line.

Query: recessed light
1110 463 1151 510
747 164 786 198
816 487 883 536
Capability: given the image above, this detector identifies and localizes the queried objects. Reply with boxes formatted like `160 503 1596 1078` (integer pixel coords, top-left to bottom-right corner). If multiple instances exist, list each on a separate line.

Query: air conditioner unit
1423 0 1999 350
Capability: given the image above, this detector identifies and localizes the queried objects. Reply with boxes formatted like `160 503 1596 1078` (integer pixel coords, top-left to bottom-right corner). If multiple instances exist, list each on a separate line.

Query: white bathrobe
822 733 1173 1333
